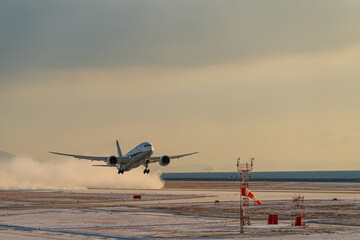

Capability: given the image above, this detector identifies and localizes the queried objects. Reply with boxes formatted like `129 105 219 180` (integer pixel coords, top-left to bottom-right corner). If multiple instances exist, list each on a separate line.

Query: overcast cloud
1 0 360 78
1 1 360 171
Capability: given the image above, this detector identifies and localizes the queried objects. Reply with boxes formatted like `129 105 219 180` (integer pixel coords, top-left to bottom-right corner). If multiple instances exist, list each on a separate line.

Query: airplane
50 141 198 174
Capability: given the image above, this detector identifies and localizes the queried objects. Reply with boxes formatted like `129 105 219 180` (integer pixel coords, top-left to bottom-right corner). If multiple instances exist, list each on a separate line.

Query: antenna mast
237 157 254 233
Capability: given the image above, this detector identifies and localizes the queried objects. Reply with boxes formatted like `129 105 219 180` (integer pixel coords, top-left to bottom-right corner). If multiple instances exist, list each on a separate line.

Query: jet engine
159 155 170 166
106 156 118 166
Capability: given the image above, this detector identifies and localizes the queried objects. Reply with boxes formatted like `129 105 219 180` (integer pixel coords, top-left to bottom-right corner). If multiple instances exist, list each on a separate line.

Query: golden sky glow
1 1 360 171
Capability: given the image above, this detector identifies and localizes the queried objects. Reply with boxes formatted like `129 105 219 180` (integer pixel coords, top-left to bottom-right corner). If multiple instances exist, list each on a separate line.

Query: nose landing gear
143 160 150 174
118 169 124 174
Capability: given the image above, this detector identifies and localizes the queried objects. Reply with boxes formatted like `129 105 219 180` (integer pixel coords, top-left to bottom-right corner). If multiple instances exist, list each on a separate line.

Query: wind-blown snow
0 156 164 190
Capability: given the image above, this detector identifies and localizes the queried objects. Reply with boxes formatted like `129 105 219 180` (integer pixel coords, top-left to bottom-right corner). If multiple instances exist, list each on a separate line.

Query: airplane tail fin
116 140 122 157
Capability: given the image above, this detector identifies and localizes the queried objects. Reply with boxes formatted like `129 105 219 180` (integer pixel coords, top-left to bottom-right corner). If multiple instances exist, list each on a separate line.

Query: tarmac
0 181 359 239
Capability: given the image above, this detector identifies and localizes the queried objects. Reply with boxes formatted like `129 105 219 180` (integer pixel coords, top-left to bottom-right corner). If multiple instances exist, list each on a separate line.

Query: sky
1 0 360 172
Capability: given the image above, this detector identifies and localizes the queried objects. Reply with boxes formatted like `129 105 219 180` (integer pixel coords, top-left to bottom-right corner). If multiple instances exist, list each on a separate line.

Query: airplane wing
49 151 131 165
148 152 198 163
49 151 107 161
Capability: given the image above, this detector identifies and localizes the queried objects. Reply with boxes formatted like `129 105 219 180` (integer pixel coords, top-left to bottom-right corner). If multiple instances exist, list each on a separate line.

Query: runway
0 181 359 239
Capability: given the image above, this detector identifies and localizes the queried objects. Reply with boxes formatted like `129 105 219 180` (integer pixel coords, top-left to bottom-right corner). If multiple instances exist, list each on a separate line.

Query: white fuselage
121 142 154 171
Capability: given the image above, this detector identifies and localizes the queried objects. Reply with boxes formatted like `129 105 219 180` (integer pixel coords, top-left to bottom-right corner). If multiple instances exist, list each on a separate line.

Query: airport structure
292 194 306 226
237 157 254 233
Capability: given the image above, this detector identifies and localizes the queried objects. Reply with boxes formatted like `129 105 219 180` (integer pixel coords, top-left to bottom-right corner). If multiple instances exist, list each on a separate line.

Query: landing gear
143 160 150 174
118 169 124 174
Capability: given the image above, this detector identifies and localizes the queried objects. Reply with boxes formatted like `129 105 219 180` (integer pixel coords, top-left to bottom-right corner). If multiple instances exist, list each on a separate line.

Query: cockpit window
144 144 151 147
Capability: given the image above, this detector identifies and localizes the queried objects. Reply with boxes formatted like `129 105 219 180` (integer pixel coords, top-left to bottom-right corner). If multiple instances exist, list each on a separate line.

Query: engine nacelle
106 156 118 166
159 155 170 166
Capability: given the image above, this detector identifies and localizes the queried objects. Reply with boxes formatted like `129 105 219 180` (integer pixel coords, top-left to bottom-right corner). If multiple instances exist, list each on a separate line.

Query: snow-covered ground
0 182 359 239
